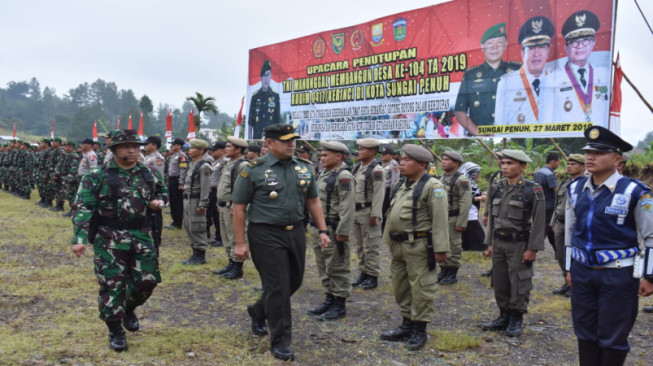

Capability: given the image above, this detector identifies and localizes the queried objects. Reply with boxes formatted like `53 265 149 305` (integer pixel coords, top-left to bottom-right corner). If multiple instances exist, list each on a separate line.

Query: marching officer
482 149 545 337
231 123 330 361
71 129 167 352
181 139 212 265
380 144 450 350
565 126 653 365
351 138 385 289
436 150 472 285
306 141 355 321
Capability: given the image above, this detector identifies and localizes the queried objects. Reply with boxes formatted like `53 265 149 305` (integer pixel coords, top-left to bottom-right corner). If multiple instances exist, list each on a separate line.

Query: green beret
65 141 76 147
481 23 507 44
52 137 63 143
568 153 585 164
501 149 532 163
356 138 381 149
443 150 464 164
22 141 31 147
41 138 51 143
319 140 349 154
190 139 209 149
401 144 433 163
261 60 271 76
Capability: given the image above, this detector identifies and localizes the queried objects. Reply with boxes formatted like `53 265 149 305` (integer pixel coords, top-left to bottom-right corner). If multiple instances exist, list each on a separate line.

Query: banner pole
549 138 569 161
417 140 441 162
476 138 498 160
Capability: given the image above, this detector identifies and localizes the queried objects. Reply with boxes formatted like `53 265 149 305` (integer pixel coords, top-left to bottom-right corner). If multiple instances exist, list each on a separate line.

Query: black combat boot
552 283 571 297
351 273 367 286
359 275 378 290
212 259 234 275
480 268 493 277
505 310 524 337
41 200 52 208
106 320 128 352
181 249 206 265
437 267 450 282
380 318 414 342
439 267 459 285
319 296 346 320
208 238 223 247
51 201 64 211
307 293 334 317
405 321 428 350
35 198 44 205
643 305 653 313
481 309 510 331
221 261 243 279
62 210 73 217
123 309 139 332
578 340 601 366
599 348 628 366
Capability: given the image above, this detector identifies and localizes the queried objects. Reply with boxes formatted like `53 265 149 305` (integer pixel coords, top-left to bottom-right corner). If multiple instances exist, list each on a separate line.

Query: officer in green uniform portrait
455 23 521 135
231 123 330 361
248 60 281 139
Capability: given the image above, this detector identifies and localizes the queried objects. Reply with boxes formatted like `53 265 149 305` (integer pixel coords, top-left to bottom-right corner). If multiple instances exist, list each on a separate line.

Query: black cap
171 138 185 146
248 144 262 153
81 138 94 145
380 146 395 155
582 126 632 154
264 123 299 141
209 141 226 150
518 16 554 47
146 136 162 148
298 145 312 154
562 10 600 40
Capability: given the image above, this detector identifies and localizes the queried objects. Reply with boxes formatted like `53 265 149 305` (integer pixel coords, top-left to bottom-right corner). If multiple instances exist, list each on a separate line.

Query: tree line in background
0 77 236 142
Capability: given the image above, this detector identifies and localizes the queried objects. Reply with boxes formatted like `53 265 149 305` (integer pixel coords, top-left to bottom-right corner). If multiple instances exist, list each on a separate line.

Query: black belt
389 231 431 241
169 175 179 180
556 217 565 223
217 200 228 207
493 230 530 242
355 202 371 210
183 193 201 199
252 221 303 231
98 217 149 230
448 209 460 217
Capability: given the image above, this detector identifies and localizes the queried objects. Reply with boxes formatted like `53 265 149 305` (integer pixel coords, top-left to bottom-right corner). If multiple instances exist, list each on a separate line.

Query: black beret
209 141 226 150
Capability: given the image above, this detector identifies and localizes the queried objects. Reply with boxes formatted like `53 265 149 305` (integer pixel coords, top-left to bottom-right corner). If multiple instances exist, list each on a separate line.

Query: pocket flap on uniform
517 267 533 280
508 200 524 208
419 273 438 287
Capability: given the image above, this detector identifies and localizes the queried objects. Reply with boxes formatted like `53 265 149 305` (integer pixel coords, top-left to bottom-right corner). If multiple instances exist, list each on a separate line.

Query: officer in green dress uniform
248 60 281 139
380 144 450 350
231 123 330 361
455 23 521 135
482 149 545 337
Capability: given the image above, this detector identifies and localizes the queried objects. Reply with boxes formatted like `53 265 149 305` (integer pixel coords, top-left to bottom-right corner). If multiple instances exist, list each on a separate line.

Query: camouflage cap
568 153 585 164
401 144 434 163
108 129 147 147
481 23 507 44
501 149 532 163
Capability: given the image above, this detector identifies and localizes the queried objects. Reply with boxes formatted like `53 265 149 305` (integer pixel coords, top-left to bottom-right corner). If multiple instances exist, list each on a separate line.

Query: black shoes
62 210 73 217
181 249 206 265
318 297 346 321
247 305 268 336
358 275 378 290
351 273 367 287
480 269 492 277
307 293 334 317
439 268 459 285
164 224 181 229
106 320 128 352
380 318 414 342
405 322 428 350
553 283 571 297
208 239 223 247
481 309 510 331
212 260 234 275
643 305 653 313
505 311 524 337
123 310 139 332
271 346 295 361
221 261 243 280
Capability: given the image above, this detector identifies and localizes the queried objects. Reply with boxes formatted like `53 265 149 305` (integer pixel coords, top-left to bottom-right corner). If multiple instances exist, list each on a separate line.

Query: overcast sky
1 0 651 145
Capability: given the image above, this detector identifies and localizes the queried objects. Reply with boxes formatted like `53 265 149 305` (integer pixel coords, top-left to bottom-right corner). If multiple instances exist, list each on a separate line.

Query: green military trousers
491 238 533 313
440 220 463 269
183 197 208 251
351 209 382 277
310 226 352 298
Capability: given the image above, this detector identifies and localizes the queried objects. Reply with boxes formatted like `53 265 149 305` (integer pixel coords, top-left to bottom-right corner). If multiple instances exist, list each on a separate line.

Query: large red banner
246 0 615 140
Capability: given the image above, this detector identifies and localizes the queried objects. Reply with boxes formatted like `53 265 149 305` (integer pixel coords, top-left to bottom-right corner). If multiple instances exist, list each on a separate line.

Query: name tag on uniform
298 173 312 179
605 193 630 216
513 97 526 102
560 86 573 92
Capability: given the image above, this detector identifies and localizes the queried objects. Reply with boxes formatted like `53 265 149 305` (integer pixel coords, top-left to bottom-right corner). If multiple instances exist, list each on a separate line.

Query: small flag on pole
117 116 121 129
138 111 144 139
92 121 98 142
234 96 245 137
128 113 133 130
50 118 55 139
187 109 196 140
609 53 622 133
165 109 172 138
12 123 16 138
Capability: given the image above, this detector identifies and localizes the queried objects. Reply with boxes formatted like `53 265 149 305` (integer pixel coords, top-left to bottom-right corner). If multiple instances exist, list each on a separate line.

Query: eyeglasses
567 37 594 48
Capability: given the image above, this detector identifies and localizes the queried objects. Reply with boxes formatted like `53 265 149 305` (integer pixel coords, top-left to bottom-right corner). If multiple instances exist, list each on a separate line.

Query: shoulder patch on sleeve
460 180 469 191
533 186 545 200
240 171 249 178
178 162 188 168
640 193 653 212
433 187 445 198
373 170 383 182
339 178 351 191
157 160 162 166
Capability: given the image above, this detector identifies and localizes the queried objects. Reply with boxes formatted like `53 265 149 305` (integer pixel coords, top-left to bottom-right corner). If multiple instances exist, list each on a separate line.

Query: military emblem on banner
351 29 364 50
332 33 345 55
313 36 326 58
393 18 406 42
371 23 384 46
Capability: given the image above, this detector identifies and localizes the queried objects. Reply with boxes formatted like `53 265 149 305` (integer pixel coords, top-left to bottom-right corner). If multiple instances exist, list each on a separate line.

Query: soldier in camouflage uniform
49 137 67 211
34 139 51 205
0 144 5 191
17 141 34 199
61 141 82 217
7 140 19 195
71 129 168 352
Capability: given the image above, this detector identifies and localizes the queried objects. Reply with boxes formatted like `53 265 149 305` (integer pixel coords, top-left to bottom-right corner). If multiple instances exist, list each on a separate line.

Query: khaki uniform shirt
438 173 472 228
183 159 211 209
216 157 246 205
317 163 355 236
353 160 385 219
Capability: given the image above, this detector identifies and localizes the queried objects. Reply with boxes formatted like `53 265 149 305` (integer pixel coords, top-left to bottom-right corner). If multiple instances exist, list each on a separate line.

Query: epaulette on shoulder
247 160 263 168
466 65 481 72
629 178 651 191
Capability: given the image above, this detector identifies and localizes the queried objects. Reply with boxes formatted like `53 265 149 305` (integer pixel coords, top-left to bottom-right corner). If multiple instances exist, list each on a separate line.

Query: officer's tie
578 68 587 88
532 79 540 97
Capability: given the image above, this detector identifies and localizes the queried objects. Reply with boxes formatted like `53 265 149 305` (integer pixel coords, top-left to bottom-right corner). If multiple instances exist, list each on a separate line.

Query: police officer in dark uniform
248 60 281 139
165 138 188 229
454 23 521 135
231 123 331 361
565 126 653 366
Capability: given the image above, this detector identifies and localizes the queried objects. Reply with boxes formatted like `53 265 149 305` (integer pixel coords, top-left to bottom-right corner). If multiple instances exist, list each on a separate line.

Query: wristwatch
644 274 653 282
318 229 329 235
